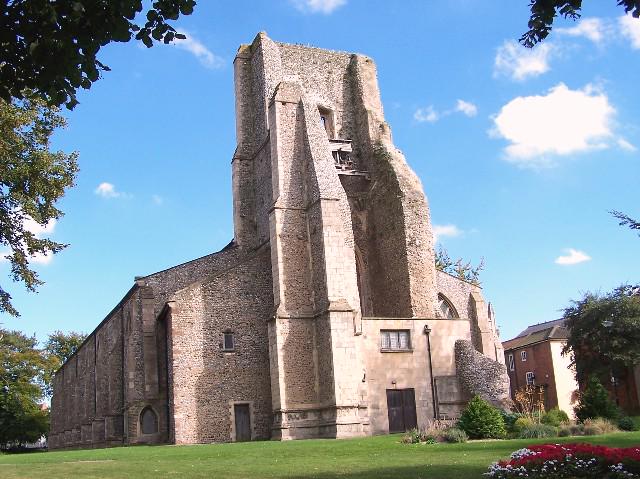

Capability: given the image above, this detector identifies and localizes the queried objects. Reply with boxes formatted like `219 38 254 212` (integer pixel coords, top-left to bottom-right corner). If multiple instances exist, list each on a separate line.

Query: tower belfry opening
49 32 510 449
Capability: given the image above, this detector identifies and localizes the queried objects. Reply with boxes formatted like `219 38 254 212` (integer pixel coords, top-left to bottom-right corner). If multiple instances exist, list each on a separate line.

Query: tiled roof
503 319 569 350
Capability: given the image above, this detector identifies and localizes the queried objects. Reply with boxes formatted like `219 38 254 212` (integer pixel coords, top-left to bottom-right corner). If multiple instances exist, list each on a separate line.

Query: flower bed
485 443 640 478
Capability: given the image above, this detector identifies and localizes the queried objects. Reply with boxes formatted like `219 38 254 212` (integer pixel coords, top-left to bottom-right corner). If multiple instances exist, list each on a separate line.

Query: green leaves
0 95 78 316
562 285 640 385
521 1 639 48
0 1 197 109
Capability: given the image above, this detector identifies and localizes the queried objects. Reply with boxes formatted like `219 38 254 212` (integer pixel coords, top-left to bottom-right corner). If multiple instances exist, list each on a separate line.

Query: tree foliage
1 95 78 316
521 1 640 48
42 330 86 397
434 245 484 286
610 210 640 236
574 376 620 422
1 0 197 109
562 285 640 384
0 328 49 448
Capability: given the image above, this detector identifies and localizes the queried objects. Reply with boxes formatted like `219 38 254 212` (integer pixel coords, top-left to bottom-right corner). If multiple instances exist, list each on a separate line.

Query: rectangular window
223 332 235 351
380 330 411 351
526 371 535 385
507 354 515 371
521 350 527 362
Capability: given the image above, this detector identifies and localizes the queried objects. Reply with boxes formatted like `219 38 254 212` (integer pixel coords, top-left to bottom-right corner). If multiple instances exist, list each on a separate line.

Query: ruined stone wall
168 246 273 444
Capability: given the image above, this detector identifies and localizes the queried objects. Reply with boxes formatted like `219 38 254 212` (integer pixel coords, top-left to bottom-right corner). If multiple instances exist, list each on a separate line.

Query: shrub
400 428 421 444
584 417 618 434
442 427 468 443
569 423 584 436
486 443 640 478
500 411 524 433
517 423 557 439
574 376 620 422
583 424 603 436
513 416 533 432
618 416 638 431
458 395 506 439
557 426 572 437
541 407 570 427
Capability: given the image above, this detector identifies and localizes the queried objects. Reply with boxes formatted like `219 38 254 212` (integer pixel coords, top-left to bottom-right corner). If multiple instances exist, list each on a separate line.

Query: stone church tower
49 33 509 448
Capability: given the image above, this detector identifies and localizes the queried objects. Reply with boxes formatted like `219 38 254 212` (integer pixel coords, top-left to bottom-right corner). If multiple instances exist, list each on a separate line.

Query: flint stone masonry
50 32 509 448
454 339 512 409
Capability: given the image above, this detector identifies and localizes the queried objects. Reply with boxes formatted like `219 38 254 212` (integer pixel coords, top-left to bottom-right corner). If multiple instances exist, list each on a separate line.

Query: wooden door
387 389 404 432
386 389 417 433
234 404 251 442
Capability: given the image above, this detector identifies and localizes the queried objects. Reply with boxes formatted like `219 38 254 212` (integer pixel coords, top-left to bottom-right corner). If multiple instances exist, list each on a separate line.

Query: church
49 33 509 449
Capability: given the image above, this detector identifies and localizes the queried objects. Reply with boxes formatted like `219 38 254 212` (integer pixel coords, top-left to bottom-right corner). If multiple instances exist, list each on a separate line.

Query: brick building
49 33 510 449
503 319 578 416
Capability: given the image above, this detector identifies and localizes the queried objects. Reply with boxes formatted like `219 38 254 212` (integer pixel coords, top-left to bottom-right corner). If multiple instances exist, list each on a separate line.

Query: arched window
438 294 459 319
140 406 158 434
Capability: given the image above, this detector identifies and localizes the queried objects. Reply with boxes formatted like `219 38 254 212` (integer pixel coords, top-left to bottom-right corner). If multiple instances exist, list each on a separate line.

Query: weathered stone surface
455 340 513 409
50 32 508 448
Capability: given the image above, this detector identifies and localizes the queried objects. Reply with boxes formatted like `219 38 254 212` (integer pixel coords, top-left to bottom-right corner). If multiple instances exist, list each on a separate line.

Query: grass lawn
1 432 639 479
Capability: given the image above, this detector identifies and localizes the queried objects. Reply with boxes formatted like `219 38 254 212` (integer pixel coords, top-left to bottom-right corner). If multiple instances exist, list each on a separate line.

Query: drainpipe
424 325 438 419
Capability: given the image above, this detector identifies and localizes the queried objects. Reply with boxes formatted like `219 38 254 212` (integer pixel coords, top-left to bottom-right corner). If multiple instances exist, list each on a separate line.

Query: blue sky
1 0 639 343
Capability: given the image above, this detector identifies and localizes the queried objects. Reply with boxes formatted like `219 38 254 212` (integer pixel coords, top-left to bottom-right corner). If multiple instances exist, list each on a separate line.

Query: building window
438 294 459 319
318 106 335 138
507 354 515 371
526 371 535 385
380 330 411 351
223 332 235 351
520 350 527 361
140 406 158 435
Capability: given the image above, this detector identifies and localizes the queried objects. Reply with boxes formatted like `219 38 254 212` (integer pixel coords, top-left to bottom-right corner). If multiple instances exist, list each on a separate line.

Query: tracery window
438 294 459 319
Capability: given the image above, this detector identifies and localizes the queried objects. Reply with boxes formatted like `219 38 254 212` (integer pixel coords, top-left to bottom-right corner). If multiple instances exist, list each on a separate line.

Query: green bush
500 411 524 433
400 428 421 444
512 416 533 432
583 424 603 436
517 423 557 439
457 395 506 439
574 376 620 422
442 427 468 443
569 424 584 436
618 416 638 431
557 426 572 437
541 408 570 427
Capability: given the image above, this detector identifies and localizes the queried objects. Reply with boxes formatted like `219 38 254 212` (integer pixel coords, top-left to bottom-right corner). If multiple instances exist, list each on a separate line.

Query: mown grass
1 431 639 479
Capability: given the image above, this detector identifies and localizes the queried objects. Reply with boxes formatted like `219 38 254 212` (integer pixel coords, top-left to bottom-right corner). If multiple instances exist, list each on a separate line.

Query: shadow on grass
287 463 485 479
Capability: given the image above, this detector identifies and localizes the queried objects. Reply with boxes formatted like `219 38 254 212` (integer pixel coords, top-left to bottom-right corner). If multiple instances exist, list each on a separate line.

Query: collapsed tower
49 33 509 448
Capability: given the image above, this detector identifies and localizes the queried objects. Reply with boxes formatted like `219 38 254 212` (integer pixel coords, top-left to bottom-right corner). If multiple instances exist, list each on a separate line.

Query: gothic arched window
438 294 459 319
140 406 158 434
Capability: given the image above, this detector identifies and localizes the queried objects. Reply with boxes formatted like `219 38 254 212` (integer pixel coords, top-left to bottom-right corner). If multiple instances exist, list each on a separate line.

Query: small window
223 332 235 351
507 354 515 371
526 371 535 385
318 107 335 138
521 350 527 362
438 294 459 319
380 330 411 351
140 406 158 435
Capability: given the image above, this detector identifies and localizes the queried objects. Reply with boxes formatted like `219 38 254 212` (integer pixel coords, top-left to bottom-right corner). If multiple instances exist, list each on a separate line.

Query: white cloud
172 31 224 69
433 224 462 242
455 99 478 117
494 40 553 81
555 248 591 265
617 138 637 152
292 0 346 14
491 83 616 166
619 14 640 49
557 18 606 44
152 194 164 206
414 106 439 123
95 182 130 199
0 217 57 265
